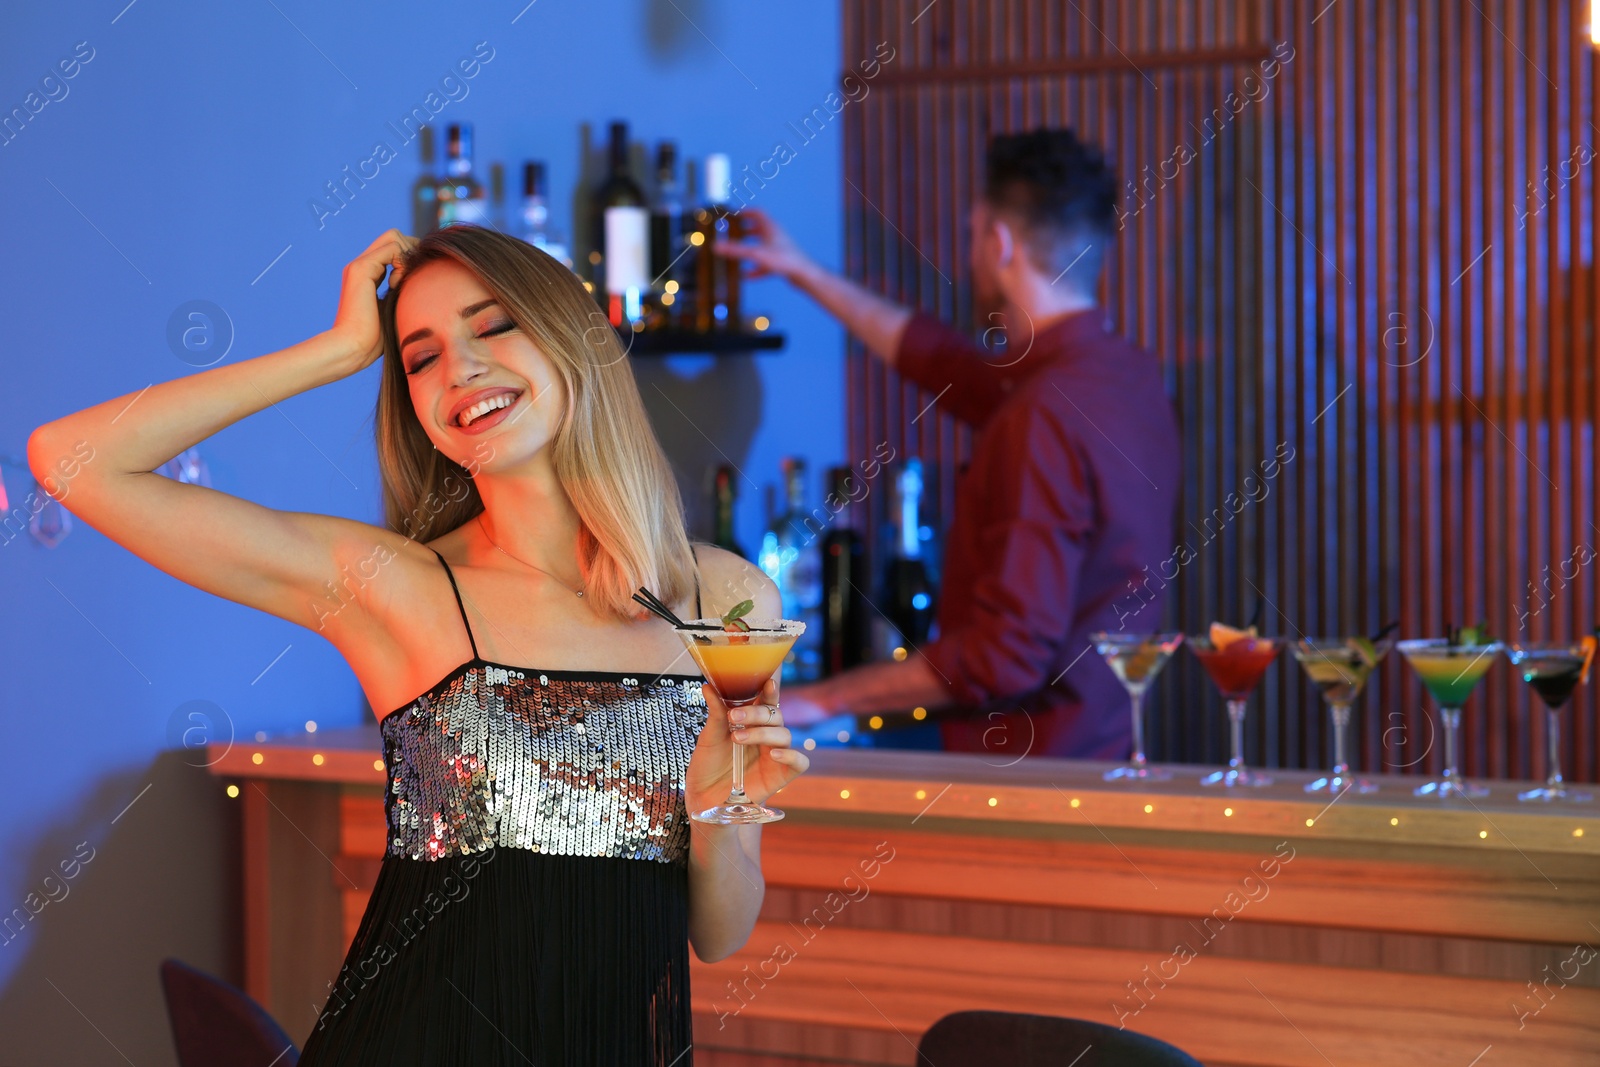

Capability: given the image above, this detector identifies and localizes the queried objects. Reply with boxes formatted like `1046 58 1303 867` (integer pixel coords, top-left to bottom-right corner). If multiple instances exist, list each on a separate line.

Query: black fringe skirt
297 848 693 1066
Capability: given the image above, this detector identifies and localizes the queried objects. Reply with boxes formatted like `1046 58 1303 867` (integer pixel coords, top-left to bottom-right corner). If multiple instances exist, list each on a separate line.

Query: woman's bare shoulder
690 543 781 619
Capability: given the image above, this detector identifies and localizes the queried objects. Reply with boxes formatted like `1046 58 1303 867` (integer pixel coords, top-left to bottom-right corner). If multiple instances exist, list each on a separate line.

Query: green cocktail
1398 638 1501 799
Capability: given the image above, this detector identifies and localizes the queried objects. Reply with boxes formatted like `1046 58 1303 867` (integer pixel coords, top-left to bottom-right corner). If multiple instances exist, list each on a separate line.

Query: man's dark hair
983 128 1118 289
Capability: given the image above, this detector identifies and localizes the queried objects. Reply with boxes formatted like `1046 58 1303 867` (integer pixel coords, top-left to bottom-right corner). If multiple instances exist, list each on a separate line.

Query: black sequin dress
297 549 707 1066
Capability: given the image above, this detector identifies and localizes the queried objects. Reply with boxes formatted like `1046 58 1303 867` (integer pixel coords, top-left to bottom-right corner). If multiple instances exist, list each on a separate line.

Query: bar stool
917 1010 1202 1066
158 958 299 1067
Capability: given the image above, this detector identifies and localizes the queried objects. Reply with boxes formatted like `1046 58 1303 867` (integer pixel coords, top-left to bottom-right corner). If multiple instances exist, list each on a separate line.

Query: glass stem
1546 707 1565 790
1329 703 1352 777
1128 687 1148 767
729 741 750 800
1440 706 1461 784
1227 700 1247 772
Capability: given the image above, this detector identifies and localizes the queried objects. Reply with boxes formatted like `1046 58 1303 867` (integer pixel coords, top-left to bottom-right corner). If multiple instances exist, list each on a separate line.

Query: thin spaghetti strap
430 548 480 660
690 544 702 619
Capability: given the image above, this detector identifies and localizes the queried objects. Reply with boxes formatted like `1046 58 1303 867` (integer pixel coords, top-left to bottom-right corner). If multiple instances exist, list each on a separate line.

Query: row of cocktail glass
1090 631 1592 802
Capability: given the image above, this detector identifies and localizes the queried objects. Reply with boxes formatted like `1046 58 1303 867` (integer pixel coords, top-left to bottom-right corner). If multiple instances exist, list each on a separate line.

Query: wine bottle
883 458 935 650
520 162 572 269
436 123 489 227
605 203 649 329
821 467 869 675
758 457 822 680
410 125 439 236
591 121 645 306
693 153 741 332
650 141 687 326
711 465 745 559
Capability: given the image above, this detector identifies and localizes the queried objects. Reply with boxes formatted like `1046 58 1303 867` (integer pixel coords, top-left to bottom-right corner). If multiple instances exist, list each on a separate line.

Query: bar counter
209 729 1600 1066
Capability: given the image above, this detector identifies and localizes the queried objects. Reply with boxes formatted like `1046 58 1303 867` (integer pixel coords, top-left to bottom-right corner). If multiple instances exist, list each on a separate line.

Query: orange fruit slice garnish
1210 622 1256 651
1581 635 1597 684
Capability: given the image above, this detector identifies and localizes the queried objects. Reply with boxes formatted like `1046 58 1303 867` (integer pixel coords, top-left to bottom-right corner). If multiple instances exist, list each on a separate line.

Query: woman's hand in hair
326 229 417 374
686 676 809 813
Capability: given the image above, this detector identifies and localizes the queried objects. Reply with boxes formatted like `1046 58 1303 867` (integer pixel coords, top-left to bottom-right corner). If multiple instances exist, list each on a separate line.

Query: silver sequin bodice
380 662 708 865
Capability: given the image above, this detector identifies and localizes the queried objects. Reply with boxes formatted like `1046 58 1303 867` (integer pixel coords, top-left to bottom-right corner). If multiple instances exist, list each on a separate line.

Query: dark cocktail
1507 640 1594 803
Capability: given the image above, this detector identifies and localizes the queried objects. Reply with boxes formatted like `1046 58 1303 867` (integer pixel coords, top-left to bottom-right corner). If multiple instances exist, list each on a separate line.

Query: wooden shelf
620 327 784 355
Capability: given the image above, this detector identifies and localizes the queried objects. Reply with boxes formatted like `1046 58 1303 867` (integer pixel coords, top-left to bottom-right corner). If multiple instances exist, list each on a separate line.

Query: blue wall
0 0 843 1059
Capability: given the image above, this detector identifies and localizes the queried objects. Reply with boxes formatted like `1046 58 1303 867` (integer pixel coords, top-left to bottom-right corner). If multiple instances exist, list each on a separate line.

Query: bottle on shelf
821 467 870 676
605 204 649 330
880 458 936 656
710 465 746 559
694 153 742 332
488 161 507 233
436 123 489 228
650 141 688 327
758 457 823 681
410 125 439 237
592 120 646 313
519 162 572 269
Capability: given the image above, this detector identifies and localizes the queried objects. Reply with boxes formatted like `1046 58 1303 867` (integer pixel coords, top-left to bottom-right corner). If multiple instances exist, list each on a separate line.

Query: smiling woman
375 224 698 621
26 223 807 1066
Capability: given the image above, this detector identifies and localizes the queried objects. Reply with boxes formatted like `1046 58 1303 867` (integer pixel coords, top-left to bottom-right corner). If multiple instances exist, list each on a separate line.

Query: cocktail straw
632 587 719 629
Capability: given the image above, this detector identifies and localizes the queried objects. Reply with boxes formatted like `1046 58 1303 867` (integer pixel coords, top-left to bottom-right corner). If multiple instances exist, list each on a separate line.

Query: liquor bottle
591 121 646 306
820 467 869 676
710 465 745 559
882 458 935 649
410 125 439 236
488 161 507 232
519 162 572 269
758 457 823 680
436 123 489 227
650 141 687 326
693 153 742 332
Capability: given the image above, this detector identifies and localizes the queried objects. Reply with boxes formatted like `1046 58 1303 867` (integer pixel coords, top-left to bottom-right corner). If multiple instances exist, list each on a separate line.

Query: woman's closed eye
405 321 518 374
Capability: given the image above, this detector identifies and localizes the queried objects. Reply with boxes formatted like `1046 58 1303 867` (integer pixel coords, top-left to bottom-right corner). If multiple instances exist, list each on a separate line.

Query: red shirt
895 309 1182 760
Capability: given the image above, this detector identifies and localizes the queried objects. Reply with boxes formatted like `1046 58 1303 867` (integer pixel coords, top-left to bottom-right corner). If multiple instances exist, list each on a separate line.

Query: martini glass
678 618 804 824
1090 632 1185 781
1398 639 1501 799
1507 642 1593 803
1293 636 1394 794
1190 635 1285 787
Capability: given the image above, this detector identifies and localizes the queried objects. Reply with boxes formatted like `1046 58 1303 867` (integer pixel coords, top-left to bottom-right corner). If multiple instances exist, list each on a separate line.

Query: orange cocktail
684 632 797 706
678 618 805 824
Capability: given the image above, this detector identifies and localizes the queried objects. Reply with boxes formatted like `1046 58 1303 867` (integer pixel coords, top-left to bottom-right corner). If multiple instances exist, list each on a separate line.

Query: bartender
718 128 1181 760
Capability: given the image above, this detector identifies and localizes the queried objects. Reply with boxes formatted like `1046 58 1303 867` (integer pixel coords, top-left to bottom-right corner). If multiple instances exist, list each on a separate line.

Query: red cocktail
1189 626 1284 788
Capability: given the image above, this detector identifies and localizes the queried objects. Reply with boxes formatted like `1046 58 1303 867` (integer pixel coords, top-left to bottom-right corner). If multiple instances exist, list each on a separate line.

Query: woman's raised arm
26 230 416 632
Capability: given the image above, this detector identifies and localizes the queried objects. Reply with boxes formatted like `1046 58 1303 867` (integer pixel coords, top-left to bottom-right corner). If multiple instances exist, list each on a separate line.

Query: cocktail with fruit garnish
1190 622 1284 788
1507 635 1596 803
1292 625 1397 795
1090 632 1185 781
1398 626 1502 799
678 599 804 824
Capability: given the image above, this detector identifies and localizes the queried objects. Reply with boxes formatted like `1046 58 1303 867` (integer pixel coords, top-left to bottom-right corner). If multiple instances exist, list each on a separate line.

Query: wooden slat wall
843 0 1600 784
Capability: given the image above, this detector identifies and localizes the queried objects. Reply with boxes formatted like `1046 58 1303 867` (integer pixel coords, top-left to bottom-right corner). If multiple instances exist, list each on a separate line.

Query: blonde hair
375 225 695 620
